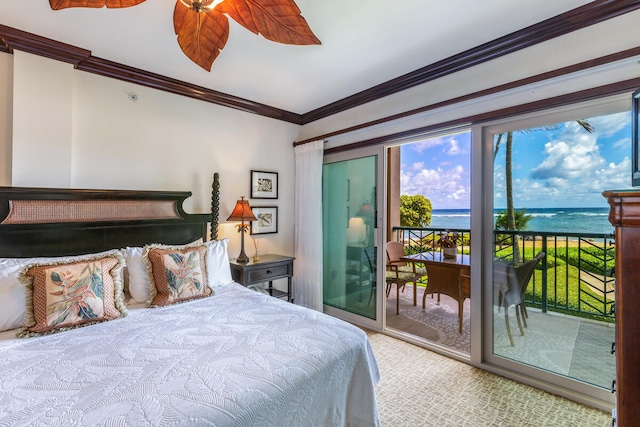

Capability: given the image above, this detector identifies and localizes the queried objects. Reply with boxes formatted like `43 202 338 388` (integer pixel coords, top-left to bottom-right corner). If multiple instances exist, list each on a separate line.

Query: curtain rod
292 46 640 148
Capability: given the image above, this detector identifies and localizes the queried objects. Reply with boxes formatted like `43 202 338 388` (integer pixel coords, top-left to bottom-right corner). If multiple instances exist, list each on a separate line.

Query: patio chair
516 251 546 326
496 252 545 346
459 273 471 333
420 262 469 333
385 241 427 307
385 263 418 315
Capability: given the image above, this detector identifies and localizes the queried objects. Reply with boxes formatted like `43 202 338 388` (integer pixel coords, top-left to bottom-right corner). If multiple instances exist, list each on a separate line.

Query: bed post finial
210 173 220 241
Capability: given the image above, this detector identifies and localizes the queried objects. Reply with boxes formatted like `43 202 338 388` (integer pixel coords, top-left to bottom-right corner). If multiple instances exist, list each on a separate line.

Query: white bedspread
0 283 380 426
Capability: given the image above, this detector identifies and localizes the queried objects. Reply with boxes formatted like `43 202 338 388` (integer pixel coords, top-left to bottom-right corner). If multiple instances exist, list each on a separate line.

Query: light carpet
367 330 612 427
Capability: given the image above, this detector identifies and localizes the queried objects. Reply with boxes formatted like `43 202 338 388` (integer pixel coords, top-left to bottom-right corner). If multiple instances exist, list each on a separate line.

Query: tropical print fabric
144 244 211 307
45 261 105 327
162 251 204 299
18 252 127 337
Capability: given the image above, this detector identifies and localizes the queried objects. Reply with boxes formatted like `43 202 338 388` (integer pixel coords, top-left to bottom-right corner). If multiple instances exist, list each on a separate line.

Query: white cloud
495 113 632 208
446 138 466 155
587 112 630 137
531 129 606 181
498 157 632 208
410 137 446 154
612 137 631 148
401 163 470 209
408 135 467 157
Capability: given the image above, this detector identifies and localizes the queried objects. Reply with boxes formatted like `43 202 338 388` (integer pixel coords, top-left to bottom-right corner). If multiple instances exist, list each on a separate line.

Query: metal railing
392 226 616 321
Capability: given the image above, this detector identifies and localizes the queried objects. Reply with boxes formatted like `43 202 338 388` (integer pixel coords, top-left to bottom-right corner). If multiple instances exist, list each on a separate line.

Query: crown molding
295 46 640 146
0 24 303 125
78 57 302 123
301 0 640 124
324 77 640 155
1 0 639 125
0 24 89 65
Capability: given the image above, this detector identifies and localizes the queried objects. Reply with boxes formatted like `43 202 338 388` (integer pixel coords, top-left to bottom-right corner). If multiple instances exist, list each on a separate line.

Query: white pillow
121 246 148 303
205 239 232 287
0 260 28 332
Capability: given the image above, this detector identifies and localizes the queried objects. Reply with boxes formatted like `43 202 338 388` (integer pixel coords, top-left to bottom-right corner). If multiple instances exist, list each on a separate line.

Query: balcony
389 226 616 389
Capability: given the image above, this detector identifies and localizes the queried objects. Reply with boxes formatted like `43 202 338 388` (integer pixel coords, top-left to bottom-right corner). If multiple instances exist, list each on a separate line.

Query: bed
0 176 380 426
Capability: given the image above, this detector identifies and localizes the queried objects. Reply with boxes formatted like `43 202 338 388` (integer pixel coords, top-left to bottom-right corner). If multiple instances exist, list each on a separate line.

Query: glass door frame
475 95 628 409
323 145 386 332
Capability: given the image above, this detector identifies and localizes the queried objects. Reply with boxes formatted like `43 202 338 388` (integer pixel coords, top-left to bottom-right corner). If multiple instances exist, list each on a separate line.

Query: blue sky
400 111 632 210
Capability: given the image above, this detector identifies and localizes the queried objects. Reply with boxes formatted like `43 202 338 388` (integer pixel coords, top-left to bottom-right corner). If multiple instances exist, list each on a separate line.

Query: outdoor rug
386 284 471 353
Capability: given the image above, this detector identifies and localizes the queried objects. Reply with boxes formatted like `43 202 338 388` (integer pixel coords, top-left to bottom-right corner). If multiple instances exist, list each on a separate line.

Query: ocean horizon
429 207 613 235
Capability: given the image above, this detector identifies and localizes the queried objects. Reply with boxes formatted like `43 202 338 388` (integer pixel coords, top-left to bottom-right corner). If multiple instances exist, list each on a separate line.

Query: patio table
401 250 471 332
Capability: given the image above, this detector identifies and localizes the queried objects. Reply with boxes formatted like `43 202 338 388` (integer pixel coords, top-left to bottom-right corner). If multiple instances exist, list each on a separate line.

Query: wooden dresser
604 190 640 426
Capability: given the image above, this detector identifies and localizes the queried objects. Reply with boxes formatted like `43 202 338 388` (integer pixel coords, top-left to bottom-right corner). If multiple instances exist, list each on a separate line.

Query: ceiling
0 0 594 115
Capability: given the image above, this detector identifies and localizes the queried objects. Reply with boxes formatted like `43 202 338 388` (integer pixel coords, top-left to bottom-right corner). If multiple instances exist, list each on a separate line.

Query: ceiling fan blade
174 1 230 71
49 0 146 9
216 0 321 46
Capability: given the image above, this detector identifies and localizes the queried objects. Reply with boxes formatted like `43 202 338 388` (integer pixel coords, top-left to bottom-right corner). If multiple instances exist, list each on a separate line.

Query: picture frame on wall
632 88 640 187
251 170 278 199
250 206 278 235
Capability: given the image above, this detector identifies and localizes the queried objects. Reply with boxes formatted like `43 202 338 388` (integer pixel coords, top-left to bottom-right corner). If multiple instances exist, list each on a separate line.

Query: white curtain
293 140 324 311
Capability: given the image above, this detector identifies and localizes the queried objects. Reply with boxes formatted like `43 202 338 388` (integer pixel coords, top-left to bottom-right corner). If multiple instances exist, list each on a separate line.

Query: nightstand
229 254 295 302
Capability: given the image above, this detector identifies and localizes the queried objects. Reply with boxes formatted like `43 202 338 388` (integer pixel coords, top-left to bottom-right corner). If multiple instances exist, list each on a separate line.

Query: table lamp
227 196 257 263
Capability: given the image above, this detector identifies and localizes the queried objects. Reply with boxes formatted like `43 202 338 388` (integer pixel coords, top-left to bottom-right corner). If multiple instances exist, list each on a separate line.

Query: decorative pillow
122 239 204 303
143 243 211 307
205 238 233 287
0 251 124 333
18 251 127 337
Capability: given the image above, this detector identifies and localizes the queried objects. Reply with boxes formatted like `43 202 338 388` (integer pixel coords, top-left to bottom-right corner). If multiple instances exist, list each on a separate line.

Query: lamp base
236 252 250 263
235 222 251 263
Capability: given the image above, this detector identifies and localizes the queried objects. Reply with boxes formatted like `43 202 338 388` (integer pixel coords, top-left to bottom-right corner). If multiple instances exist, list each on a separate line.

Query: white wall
2 51 300 260
69 72 300 257
0 52 13 186
12 52 73 187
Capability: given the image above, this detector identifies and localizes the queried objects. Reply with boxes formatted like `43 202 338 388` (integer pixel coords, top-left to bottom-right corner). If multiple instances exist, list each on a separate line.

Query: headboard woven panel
1 200 179 224
0 182 219 258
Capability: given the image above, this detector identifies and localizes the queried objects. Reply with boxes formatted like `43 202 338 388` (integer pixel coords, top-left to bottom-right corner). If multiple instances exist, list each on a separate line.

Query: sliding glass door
323 147 384 330
480 96 629 406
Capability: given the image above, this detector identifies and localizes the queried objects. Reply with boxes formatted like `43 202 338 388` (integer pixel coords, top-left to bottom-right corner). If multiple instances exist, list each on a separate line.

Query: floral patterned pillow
18 251 127 337
143 244 211 307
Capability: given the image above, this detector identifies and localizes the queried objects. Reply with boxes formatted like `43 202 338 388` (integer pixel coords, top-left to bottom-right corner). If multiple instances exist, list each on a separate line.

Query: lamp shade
357 202 374 217
227 197 257 223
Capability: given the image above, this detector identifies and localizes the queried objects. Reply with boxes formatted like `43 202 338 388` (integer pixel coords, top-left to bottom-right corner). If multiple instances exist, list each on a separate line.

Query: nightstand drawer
249 264 289 282
229 254 295 302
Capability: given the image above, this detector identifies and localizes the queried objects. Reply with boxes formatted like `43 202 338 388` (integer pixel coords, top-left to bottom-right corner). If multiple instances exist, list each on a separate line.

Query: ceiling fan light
179 0 223 12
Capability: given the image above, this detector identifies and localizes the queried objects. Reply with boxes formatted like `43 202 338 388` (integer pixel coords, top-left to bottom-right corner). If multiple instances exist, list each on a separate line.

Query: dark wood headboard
0 174 220 258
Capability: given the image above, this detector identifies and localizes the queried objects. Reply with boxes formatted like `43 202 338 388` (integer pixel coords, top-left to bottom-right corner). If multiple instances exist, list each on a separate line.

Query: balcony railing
392 226 616 322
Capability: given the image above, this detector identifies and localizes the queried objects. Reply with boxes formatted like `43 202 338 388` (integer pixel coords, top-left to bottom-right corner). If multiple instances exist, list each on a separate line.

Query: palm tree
493 120 593 264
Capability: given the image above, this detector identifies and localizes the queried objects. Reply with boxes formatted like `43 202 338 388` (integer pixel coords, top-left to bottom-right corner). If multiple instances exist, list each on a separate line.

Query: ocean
429 207 614 235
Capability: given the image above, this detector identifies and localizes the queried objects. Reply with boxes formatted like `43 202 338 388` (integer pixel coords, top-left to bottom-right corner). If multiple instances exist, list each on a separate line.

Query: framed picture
633 88 640 187
250 206 278 235
251 170 278 199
